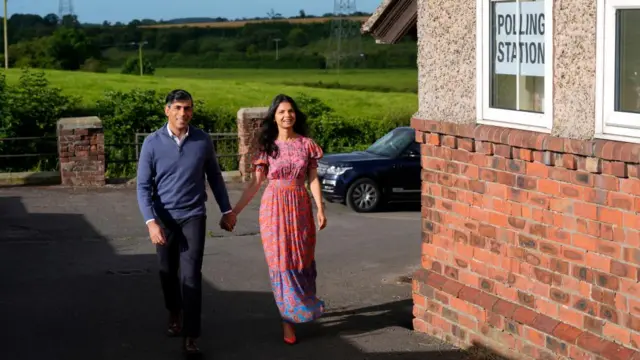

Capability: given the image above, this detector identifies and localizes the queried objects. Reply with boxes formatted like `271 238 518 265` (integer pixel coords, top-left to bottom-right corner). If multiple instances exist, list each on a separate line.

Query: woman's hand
317 210 327 230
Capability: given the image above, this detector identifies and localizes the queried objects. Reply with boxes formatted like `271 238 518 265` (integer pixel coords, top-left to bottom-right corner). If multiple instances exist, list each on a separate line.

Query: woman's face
275 101 296 130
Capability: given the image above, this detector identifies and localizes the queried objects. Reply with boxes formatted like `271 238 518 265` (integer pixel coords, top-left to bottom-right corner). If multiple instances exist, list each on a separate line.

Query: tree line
1 11 418 72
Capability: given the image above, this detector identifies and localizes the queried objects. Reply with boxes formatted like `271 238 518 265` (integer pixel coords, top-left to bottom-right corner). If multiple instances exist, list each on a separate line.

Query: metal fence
0 132 239 177
104 132 240 178
0 136 59 172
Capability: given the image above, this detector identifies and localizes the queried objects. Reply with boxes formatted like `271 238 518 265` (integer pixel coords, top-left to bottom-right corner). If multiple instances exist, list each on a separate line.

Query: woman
230 94 327 345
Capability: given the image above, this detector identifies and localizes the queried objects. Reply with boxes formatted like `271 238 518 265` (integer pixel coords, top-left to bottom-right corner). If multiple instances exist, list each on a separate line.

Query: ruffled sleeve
251 151 269 173
306 138 324 169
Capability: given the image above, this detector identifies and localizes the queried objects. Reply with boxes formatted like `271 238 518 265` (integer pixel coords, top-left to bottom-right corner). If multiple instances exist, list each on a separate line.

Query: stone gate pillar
237 107 268 182
57 116 105 186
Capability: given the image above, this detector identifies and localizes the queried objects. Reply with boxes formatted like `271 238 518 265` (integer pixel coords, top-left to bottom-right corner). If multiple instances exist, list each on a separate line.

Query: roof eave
361 0 417 45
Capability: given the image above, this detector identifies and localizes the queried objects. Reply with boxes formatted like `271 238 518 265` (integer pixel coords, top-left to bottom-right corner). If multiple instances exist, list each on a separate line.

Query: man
136 89 237 355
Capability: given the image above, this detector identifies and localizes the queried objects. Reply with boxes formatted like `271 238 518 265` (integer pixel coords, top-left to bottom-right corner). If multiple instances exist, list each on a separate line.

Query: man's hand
220 212 237 232
147 220 166 245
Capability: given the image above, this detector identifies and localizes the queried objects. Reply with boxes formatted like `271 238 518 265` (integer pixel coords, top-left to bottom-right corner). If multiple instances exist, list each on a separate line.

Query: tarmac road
0 183 464 360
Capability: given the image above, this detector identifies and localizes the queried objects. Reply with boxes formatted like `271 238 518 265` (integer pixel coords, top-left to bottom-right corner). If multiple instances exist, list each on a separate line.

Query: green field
150 68 419 93
5 68 418 121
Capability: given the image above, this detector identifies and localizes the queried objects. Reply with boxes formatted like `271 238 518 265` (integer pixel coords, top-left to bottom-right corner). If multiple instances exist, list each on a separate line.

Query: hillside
139 16 370 29
4 12 416 71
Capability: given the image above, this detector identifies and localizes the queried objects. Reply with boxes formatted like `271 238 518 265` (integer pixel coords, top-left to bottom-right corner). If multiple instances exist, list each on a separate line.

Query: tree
43 14 59 26
121 56 155 75
48 27 98 70
60 14 79 28
10 37 59 69
267 9 282 19
288 28 309 47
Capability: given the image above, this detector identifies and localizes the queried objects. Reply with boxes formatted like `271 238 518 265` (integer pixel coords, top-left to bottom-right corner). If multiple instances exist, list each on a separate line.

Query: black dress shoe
183 338 201 355
167 314 181 337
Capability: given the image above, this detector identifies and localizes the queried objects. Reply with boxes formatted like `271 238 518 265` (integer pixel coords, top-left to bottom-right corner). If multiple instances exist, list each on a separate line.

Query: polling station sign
494 1 545 77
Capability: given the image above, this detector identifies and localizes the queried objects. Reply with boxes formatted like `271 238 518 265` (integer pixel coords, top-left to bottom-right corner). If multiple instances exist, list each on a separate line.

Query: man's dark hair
165 89 193 106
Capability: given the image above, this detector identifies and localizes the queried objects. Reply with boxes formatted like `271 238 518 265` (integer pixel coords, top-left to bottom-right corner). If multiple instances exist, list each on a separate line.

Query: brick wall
412 117 640 360
237 107 267 182
57 117 105 187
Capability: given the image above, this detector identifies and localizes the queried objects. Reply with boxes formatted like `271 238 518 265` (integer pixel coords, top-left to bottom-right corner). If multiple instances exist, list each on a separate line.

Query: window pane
490 0 545 113
616 9 640 114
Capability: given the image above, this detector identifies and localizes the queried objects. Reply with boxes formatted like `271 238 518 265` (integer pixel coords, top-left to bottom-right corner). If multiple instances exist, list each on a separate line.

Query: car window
366 129 415 157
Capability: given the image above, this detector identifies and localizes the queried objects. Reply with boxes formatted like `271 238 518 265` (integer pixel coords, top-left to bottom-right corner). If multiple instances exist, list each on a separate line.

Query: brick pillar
237 107 268 182
57 116 105 186
411 117 640 359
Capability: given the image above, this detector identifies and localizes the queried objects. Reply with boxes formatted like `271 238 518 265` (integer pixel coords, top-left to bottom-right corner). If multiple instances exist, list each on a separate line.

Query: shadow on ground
0 195 505 360
381 202 421 213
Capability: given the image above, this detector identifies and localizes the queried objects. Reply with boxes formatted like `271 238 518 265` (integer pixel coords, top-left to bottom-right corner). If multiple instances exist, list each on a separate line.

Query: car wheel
346 178 381 213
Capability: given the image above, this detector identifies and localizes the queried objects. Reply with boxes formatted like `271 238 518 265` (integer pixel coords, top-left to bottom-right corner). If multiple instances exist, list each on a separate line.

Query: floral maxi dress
252 136 325 323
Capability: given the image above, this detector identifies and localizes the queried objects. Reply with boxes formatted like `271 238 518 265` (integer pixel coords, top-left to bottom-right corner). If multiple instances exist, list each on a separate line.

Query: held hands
317 209 327 231
219 211 237 232
147 220 166 245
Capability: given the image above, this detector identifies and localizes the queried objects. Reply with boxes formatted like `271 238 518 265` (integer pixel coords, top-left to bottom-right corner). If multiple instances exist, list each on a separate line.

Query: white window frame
476 0 554 132
595 0 640 143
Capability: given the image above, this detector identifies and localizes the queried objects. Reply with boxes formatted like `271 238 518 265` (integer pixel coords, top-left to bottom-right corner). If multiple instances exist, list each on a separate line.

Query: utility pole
3 0 8 70
131 41 148 75
138 41 147 76
273 38 281 60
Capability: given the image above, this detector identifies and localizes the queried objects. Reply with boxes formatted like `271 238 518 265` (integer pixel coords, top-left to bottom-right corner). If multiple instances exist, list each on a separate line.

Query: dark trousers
155 214 206 338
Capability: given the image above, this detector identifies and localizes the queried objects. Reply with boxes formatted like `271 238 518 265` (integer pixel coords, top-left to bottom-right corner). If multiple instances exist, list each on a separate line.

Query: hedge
0 69 407 178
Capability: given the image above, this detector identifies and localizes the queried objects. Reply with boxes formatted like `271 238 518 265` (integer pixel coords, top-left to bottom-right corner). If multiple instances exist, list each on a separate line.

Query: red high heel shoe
283 321 297 345
283 335 297 345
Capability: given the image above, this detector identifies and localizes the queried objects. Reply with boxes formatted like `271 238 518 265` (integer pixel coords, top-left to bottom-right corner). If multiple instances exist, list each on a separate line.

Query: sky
9 0 382 24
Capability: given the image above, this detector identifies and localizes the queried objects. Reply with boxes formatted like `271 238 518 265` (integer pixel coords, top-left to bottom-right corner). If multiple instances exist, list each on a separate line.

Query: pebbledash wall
405 0 640 359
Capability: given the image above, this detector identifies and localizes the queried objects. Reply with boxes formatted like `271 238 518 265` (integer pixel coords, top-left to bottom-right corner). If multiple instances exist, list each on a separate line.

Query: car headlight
326 166 352 175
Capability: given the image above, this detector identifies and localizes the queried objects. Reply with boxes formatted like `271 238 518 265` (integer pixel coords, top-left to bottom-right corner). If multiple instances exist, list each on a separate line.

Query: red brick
457 138 474 152
562 154 579 170
602 341 638 360
602 160 628 177
513 306 538 327
495 144 512 158
526 161 549 177
608 192 635 211
442 135 457 148
611 261 635 280
442 279 464 297
427 133 441 145
425 271 448 291
531 150 552 165
532 314 561 334
492 299 518 318
476 141 494 155
553 323 583 344
514 147 533 162
577 332 608 356
545 336 569 356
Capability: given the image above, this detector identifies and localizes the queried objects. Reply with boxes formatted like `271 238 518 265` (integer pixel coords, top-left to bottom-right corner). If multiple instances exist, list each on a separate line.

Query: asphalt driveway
0 183 465 360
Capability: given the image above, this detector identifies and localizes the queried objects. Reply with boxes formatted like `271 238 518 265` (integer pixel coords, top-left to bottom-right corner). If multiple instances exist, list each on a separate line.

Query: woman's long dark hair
258 94 309 158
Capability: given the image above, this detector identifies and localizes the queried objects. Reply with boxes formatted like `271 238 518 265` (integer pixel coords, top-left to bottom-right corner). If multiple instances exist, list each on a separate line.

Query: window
596 0 640 142
477 0 554 131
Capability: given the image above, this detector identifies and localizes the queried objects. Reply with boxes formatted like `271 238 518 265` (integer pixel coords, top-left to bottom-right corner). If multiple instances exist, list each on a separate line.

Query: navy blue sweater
136 123 232 223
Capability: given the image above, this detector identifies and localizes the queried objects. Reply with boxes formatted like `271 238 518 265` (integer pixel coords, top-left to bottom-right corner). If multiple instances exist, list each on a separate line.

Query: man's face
165 100 193 131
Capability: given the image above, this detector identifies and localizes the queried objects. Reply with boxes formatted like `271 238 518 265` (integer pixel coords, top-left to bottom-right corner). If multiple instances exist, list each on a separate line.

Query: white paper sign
494 1 545 77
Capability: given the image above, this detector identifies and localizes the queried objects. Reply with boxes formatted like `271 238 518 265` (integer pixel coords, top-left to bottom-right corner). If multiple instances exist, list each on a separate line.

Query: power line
326 0 363 74
58 0 73 23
